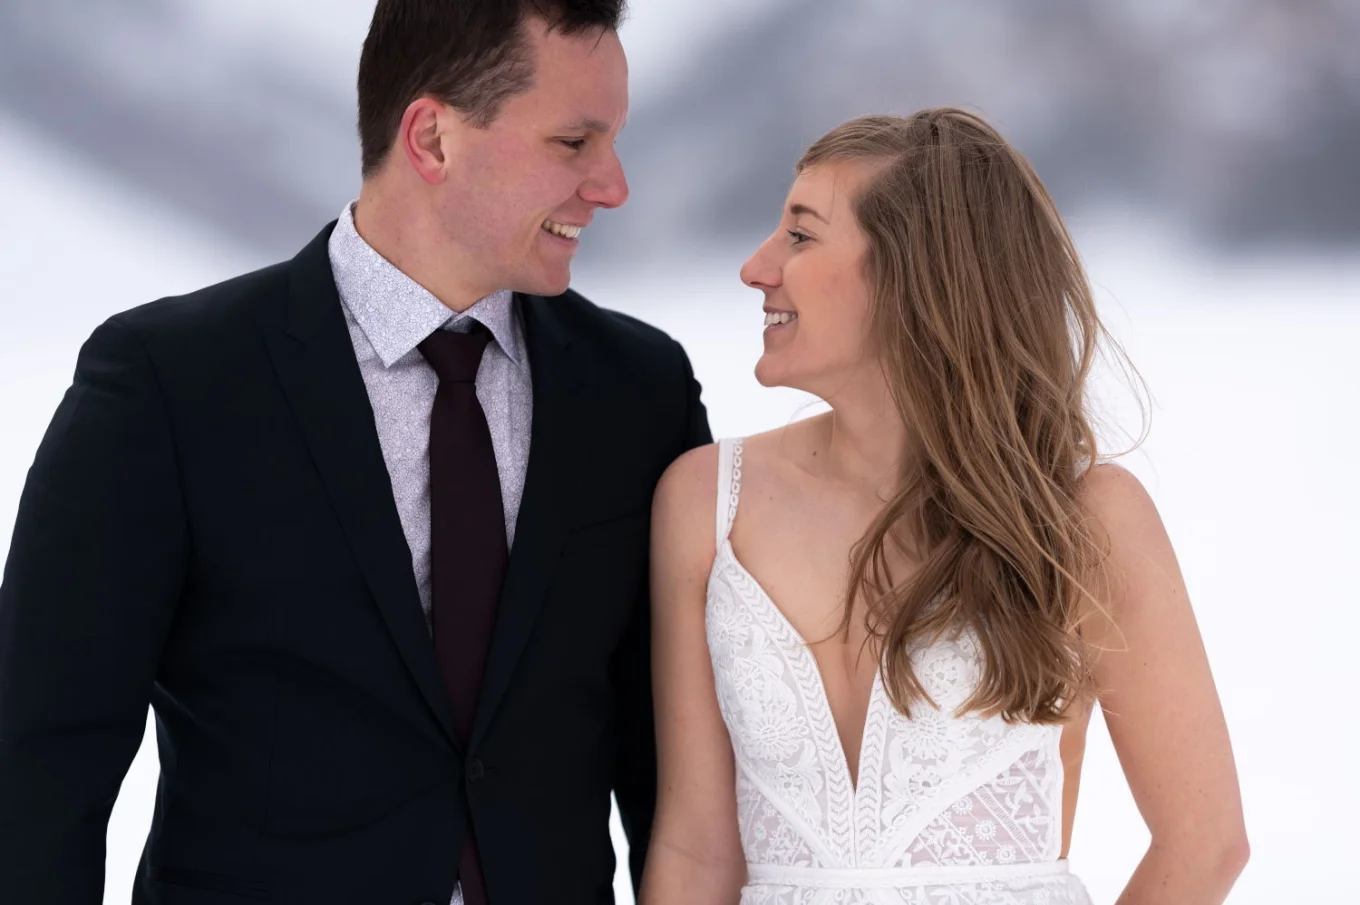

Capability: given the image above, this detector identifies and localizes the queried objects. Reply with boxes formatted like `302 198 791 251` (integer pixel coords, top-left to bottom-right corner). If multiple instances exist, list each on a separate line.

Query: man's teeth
542 220 582 239
764 311 797 327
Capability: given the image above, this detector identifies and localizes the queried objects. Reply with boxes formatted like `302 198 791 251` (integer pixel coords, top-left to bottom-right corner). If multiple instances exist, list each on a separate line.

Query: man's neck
351 190 486 314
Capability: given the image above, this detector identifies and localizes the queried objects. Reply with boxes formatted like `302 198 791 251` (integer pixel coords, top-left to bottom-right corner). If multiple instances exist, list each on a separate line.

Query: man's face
436 20 629 298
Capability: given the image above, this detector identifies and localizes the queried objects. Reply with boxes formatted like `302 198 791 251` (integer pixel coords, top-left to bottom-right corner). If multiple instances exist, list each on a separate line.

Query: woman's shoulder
1078 461 1161 538
1075 461 1181 623
652 442 720 534
651 443 722 577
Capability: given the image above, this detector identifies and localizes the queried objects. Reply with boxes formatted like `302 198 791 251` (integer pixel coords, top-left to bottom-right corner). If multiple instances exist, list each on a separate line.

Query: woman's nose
740 237 782 290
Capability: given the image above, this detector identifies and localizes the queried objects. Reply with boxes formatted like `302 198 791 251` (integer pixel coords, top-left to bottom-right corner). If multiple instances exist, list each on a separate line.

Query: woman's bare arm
640 445 746 904
1083 465 1249 904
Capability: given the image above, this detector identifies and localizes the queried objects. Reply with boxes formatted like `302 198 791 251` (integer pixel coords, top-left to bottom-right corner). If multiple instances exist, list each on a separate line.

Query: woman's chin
754 356 797 390
753 356 779 388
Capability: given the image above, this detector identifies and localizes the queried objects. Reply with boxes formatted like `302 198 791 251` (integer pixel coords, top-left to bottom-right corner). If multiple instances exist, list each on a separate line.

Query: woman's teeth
542 220 582 239
764 311 797 327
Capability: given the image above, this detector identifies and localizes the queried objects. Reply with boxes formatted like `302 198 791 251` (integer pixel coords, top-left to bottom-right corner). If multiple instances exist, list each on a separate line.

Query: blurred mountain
0 0 360 252
599 0 1360 259
2 0 1355 262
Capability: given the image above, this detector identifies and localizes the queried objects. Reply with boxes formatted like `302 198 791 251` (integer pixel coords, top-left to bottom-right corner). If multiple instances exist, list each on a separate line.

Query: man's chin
522 269 572 299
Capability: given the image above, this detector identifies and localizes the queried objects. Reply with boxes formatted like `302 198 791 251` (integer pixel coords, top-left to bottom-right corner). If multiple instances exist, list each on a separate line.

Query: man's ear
398 97 451 185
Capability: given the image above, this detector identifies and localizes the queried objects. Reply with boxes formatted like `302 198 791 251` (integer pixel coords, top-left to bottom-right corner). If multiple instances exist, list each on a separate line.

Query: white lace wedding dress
705 439 1093 905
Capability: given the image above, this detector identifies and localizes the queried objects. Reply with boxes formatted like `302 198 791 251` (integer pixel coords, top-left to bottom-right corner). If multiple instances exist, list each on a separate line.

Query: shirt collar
327 202 523 369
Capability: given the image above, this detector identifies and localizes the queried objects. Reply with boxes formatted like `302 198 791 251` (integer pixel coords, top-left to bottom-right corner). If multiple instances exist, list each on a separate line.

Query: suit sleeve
679 342 714 452
611 340 713 894
0 316 188 903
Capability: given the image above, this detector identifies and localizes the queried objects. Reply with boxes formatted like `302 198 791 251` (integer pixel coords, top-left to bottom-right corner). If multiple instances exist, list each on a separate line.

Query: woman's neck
817 369 911 498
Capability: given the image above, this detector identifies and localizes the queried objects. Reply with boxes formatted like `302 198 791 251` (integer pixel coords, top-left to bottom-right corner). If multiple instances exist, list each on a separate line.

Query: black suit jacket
0 223 711 905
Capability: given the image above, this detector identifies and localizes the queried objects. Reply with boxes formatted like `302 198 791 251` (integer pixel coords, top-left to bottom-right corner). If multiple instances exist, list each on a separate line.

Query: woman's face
741 161 877 397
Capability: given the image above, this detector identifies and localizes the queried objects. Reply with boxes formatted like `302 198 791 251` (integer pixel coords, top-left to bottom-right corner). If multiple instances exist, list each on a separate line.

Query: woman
642 110 1248 904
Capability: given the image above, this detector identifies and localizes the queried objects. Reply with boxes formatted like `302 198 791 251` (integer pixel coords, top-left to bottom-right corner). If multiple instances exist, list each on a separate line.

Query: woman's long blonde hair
802 109 1131 724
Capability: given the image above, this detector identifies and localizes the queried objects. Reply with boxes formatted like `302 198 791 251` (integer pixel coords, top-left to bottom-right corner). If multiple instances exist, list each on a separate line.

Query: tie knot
418 324 491 384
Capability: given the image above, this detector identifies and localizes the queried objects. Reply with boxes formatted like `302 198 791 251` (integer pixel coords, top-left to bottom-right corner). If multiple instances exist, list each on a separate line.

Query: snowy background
1 1 1357 902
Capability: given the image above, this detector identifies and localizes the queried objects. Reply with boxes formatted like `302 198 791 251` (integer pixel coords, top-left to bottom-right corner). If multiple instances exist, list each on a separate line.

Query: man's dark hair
357 0 626 178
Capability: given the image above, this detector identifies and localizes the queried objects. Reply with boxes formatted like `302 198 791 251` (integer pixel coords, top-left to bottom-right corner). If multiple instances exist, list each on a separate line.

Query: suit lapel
470 293 584 746
264 224 460 750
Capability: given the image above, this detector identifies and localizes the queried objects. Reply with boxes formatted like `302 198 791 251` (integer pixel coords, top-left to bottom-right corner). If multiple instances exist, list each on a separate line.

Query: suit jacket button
466 758 485 783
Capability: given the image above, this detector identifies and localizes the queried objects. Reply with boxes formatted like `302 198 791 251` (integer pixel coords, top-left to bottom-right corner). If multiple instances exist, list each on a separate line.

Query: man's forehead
532 40 629 131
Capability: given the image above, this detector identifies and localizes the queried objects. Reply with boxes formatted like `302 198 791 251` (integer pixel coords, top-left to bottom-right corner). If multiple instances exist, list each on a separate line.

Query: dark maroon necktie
419 323 506 905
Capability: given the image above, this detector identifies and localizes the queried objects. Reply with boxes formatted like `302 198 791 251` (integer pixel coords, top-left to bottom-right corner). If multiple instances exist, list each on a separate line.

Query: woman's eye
787 229 811 245
560 139 587 151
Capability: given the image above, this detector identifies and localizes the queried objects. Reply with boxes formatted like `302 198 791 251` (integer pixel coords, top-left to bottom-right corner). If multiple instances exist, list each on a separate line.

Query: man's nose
581 148 629 209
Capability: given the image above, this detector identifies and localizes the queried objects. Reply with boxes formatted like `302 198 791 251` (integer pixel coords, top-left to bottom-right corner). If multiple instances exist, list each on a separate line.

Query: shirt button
466 758 485 783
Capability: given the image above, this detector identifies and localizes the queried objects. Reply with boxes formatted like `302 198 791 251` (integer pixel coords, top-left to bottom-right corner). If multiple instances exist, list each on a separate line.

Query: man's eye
560 139 587 151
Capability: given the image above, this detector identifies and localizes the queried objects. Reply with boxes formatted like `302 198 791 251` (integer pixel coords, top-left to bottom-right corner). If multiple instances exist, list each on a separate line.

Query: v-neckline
719 537 883 794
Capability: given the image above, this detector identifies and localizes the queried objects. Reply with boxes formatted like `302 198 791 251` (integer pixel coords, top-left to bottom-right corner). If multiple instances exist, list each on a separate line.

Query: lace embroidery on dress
705 438 1089 905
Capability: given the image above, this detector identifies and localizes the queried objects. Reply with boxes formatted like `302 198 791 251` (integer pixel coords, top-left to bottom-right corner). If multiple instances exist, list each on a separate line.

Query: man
0 1 710 902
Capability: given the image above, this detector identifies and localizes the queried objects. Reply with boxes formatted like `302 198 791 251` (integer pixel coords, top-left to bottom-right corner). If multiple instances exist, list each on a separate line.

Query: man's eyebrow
789 203 828 223
565 118 619 134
